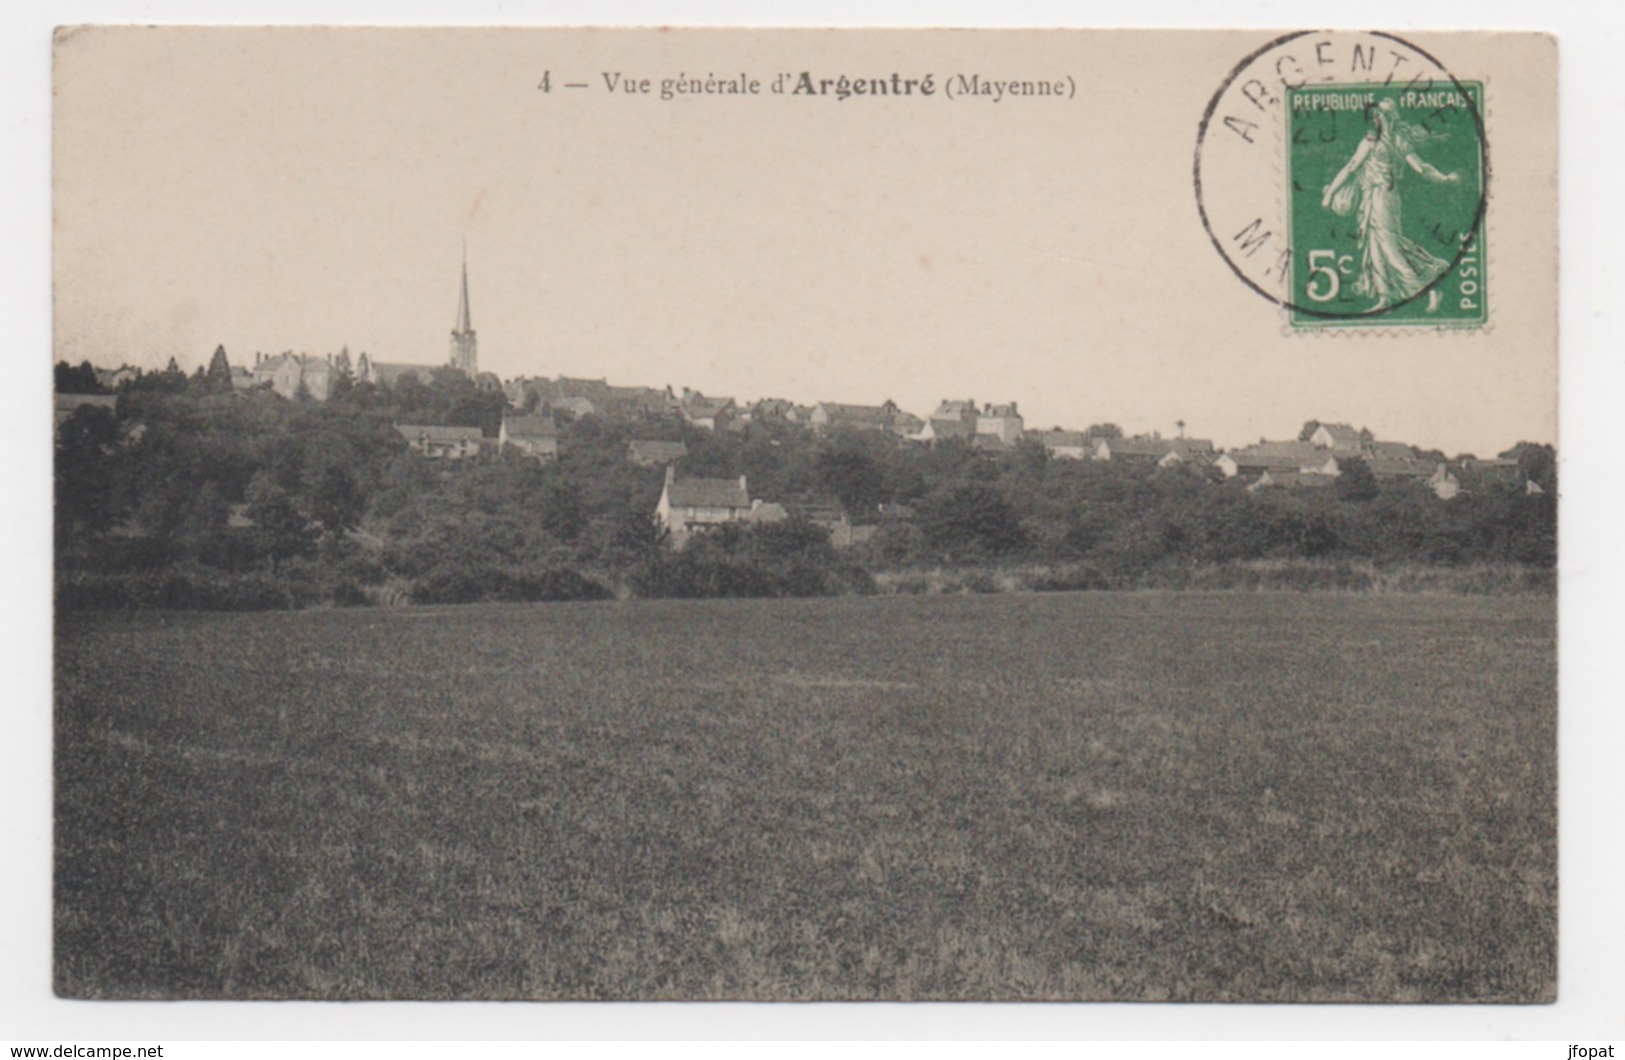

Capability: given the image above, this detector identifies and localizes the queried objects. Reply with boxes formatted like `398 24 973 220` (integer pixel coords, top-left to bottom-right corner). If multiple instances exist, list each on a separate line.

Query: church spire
448 241 478 376
456 240 472 334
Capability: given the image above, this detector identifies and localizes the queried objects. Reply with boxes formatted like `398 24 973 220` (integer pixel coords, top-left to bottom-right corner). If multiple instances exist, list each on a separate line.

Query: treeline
55 362 1557 610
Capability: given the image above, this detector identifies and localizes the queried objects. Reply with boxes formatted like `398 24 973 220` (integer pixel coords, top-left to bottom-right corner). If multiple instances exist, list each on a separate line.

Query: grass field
54 592 1556 1001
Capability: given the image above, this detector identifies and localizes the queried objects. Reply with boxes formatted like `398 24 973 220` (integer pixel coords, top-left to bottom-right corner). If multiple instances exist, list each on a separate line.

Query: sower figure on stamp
1321 98 1461 309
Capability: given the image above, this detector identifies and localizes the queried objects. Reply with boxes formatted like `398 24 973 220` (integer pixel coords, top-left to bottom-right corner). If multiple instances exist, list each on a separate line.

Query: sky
54 27 1556 457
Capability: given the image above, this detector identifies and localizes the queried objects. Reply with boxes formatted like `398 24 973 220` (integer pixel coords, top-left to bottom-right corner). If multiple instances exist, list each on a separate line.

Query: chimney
664 464 676 489
738 474 748 493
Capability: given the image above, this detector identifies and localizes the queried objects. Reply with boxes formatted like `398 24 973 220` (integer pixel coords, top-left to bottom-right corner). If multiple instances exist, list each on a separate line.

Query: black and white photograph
17 7 1621 1040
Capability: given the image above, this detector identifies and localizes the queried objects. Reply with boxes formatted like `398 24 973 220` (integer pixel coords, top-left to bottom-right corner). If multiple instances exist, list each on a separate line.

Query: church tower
448 245 478 376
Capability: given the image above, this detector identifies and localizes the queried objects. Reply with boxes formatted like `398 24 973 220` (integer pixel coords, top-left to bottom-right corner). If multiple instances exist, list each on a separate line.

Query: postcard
51 26 1557 1002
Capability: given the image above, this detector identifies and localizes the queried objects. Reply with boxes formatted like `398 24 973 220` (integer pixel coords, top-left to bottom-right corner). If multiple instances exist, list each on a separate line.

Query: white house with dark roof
1309 422 1365 452
1032 429 1091 460
656 466 753 548
1216 441 1341 479
498 414 559 461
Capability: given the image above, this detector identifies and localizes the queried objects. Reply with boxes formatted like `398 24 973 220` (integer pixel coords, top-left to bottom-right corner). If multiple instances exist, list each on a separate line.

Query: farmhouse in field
656 466 753 548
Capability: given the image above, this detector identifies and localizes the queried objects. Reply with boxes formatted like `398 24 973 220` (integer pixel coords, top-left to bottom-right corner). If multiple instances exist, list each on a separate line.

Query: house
396 423 485 460
748 398 803 424
253 351 335 401
1094 436 1216 466
1454 456 1526 494
603 385 672 418
1309 422 1365 453
93 366 141 390
676 389 735 431
1428 464 1462 500
656 466 753 548
976 402 1025 446
54 393 118 430
1367 453 1438 481
1032 429 1091 460
921 399 979 443
748 498 858 548
498 415 559 461
889 410 925 438
552 376 614 405
503 377 531 408
545 395 596 419
356 352 436 389
628 439 689 467
809 400 898 433
1216 441 1341 479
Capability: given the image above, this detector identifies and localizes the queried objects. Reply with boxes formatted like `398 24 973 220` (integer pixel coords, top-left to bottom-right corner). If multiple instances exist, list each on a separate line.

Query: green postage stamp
1286 81 1487 328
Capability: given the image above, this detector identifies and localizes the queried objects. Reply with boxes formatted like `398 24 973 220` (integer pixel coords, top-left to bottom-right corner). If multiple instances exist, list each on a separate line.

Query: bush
410 561 611 605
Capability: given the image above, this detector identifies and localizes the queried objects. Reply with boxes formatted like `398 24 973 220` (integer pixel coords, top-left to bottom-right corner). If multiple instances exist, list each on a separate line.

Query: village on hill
57 341 1547 553
52 258 1556 609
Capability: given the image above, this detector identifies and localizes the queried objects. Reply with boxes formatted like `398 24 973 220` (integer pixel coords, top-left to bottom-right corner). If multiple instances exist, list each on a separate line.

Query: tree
1502 442 1557 495
1086 423 1123 439
245 471 315 566
814 436 887 516
205 345 234 392
917 482 1026 561
1334 457 1380 501
55 405 120 541
55 361 105 394
1298 419 1322 443
304 459 365 536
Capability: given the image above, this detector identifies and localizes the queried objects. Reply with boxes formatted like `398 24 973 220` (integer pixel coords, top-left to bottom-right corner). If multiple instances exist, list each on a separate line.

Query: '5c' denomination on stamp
1195 31 1489 330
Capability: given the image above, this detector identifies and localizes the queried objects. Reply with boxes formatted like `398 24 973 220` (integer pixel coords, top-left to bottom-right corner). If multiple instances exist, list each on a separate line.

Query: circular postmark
1194 31 1489 328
